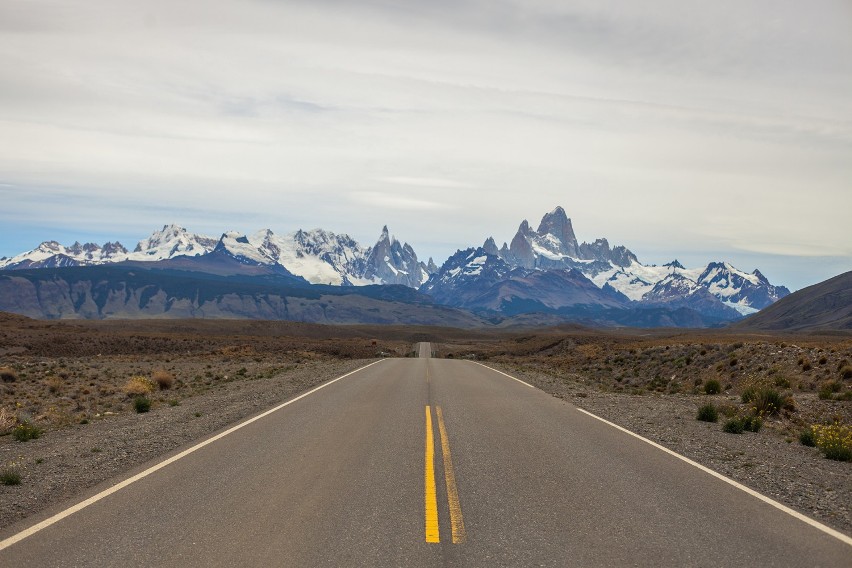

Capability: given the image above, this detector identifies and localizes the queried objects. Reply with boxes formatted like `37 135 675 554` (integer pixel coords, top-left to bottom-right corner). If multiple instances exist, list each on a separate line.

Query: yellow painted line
0 359 388 553
424 406 440 543
436 406 466 544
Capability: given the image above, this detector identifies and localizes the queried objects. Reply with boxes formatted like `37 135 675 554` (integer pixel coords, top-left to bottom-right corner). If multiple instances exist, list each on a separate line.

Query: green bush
800 427 816 447
743 387 783 416
696 404 719 422
773 376 791 388
742 415 763 433
723 418 745 434
704 379 722 395
812 424 852 462
12 422 42 442
133 397 151 413
0 468 21 486
818 380 843 400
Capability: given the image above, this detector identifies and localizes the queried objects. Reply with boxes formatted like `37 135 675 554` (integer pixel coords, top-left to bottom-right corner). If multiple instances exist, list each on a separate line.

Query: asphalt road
1 343 849 566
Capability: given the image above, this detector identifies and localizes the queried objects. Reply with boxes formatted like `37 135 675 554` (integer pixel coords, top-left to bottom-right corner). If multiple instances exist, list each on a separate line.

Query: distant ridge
0 208 795 327
734 271 852 332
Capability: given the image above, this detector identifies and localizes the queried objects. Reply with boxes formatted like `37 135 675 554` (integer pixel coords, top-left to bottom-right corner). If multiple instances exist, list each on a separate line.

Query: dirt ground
1 314 850 536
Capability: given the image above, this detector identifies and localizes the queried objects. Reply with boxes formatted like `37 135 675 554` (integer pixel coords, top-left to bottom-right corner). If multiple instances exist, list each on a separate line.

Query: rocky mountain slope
424 207 790 323
1 207 794 327
0 260 483 327
1 224 435 288
733 271 852 332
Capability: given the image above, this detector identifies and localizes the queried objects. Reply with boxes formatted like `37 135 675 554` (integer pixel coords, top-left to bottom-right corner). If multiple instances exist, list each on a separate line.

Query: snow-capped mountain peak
467 207 790 319
214 231 275 266
363 226 432 287
130 224 217 260
0 239 131 269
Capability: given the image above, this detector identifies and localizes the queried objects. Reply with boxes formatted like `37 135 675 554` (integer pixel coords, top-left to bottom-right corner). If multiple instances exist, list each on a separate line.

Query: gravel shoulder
0 358 373 532
492 363 851 537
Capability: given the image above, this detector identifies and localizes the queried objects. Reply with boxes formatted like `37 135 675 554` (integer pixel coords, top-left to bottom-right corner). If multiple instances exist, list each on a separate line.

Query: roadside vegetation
438 331 851 462
0 313 411 440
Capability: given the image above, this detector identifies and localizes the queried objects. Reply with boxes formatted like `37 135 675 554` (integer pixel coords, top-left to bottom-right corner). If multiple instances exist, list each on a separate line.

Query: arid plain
1 313 849 534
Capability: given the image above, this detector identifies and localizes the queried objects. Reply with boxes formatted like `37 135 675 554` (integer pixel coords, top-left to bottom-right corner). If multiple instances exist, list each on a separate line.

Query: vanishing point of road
1 343 849 566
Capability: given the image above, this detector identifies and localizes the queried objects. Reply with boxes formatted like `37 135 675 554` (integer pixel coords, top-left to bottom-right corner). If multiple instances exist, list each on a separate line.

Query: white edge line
469 361 535 388
475 363 852 547
0 359 386 553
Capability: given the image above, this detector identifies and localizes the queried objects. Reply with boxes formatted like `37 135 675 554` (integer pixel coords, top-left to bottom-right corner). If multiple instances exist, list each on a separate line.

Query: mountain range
0 207 794 327
0 224 434 289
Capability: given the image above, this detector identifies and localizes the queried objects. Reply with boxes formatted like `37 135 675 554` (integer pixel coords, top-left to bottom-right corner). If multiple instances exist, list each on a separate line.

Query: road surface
1 343 849 566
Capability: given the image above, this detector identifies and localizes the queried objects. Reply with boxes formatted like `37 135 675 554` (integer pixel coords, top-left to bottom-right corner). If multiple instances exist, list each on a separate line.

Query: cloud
349 191 451 211
0 0 849 292
377 176 476 189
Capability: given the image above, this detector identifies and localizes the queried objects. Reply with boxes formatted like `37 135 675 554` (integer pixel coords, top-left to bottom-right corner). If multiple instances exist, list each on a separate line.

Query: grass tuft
0 367 18 383
742 386 784 416
818 380 843 400
0 468 21 486
723 418 745 434
152 370 174 390
12 421 42 442
696 403 718 422
123 376 156 397
812 423 852 461
133 396 152 413
703 379 722 395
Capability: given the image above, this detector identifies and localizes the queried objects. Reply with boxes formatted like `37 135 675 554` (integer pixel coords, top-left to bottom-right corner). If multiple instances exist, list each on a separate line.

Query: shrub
801 358 812 372
718 403 738 418
800 427 816 447
773 376 791 388
840 365 852 380
152 370 174 390
704 379 722 395
818 380 843 400
812 423 852 462
45 376 63 394
134 396 152 413
0 408 16 434
13 421 42 442
742 415 763 433
696 404 719 422
743 387 783 416
123 376 156 397
133 397 151 413
0 367 18 383
0 468 21 486
723 418 745 434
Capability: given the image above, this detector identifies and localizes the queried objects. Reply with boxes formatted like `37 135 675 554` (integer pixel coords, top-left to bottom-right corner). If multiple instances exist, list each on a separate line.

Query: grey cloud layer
1 0 850 290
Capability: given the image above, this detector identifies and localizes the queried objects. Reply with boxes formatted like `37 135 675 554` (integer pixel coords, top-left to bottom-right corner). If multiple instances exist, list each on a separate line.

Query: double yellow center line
424 404 466 544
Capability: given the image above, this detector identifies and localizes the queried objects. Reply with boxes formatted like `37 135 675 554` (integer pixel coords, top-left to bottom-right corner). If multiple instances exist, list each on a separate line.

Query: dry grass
438 330 852 434
152 370 175 390
0 367 17 383
122 376 157 397
0 313 412 433
0 407 15 434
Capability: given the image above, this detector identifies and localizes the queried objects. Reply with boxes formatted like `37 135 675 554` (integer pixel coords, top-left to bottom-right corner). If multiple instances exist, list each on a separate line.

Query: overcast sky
2 0 850 290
